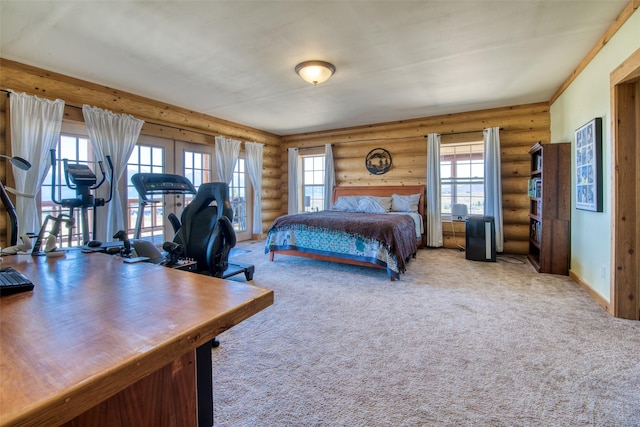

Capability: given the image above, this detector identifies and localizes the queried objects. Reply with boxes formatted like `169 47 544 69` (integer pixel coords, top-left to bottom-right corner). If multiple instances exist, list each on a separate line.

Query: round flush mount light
295 60 336 86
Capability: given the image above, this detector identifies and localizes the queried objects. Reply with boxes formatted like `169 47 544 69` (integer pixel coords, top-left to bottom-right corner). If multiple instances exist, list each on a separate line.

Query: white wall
550 9 640 300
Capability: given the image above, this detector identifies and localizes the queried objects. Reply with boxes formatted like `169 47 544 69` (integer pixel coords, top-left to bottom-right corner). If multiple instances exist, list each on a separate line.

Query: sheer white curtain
9 92 65 236
82 105 143 241
323 144 335 210
215 136 241 183
245 141 263 234
484 127 504 252
288 148 299 214
426 133 443 247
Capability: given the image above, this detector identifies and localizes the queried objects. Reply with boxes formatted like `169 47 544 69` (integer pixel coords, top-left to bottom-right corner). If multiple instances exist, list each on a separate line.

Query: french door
174 142 252 242
126 139 252 243
48 127 252 246
126 139 216 244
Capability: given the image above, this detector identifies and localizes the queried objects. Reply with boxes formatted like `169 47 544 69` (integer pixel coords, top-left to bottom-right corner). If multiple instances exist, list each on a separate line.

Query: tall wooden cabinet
527 142 571 275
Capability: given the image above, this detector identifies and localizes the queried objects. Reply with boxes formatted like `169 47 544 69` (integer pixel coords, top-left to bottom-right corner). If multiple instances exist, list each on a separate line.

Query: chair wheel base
221 263 255 281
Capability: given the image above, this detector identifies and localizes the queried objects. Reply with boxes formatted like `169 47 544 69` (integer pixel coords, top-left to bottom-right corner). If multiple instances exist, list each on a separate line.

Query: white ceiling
0 1 629 136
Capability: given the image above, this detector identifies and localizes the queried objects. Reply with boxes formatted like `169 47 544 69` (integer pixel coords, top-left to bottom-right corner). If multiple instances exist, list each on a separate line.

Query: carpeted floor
213 241 640 427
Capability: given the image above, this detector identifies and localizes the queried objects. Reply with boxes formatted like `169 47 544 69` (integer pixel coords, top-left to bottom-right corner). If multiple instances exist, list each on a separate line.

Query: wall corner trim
569 270 612 315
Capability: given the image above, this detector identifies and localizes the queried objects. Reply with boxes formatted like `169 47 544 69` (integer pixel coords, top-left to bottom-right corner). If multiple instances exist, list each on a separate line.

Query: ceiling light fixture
295 60 336 86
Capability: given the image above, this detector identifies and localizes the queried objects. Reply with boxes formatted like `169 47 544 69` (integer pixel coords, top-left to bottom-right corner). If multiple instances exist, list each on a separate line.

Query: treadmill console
131 173 197 203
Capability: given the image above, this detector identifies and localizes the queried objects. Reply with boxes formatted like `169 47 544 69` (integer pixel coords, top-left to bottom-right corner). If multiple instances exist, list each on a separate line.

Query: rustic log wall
0 59 283 246
282 103 551 254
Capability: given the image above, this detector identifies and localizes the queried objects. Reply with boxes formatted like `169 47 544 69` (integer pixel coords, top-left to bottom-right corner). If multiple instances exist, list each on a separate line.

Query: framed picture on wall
575 117 603 212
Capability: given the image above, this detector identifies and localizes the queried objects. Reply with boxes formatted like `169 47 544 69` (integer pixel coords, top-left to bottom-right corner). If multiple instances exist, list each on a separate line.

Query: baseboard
569 270 613 315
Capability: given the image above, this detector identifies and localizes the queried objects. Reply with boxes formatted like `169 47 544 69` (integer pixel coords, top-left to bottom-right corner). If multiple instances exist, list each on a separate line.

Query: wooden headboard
332 185 426 222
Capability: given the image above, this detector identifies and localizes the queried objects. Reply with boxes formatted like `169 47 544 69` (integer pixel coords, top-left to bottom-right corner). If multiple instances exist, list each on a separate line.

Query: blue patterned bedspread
265 211 418 279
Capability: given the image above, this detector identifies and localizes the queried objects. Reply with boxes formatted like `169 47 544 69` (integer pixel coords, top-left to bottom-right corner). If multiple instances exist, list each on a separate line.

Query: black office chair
171 182 237 278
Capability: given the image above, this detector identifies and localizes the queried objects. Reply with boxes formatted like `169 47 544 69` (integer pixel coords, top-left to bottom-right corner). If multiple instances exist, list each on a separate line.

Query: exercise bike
49 149 114 245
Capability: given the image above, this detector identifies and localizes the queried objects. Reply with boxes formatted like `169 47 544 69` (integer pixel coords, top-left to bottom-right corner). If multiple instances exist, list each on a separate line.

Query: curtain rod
424 127 504 137
294 143 335 150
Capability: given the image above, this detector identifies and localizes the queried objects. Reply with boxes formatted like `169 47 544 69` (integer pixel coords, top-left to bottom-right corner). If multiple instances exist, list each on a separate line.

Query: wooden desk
0 251 273 427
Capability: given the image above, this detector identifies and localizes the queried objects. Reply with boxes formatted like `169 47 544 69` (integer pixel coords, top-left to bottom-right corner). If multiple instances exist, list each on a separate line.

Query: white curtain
426 133 443 247
82 105 143 241
288 148 299 214
323 144 335 210
9 92 65 236
245 141 263 234
215 136 241 184
484 127 504 252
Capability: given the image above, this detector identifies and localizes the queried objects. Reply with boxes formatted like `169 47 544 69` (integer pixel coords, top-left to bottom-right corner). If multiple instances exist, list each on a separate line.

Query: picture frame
575 117 603 212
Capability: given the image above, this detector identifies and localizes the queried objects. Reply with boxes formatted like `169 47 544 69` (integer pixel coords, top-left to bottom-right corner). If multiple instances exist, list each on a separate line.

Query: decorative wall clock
365 148 392 175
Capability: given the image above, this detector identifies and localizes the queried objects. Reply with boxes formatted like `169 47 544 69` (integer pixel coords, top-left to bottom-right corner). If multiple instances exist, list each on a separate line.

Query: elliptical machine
49 149 114 245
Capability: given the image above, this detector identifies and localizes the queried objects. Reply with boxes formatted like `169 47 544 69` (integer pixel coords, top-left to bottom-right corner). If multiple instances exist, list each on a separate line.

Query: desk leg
196 341 213 427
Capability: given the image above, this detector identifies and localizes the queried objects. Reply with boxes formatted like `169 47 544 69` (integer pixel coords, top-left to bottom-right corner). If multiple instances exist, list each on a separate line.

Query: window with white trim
440 141 484 218
301 155 325 212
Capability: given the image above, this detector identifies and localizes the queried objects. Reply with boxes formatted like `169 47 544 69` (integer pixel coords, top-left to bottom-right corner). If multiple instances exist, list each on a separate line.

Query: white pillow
374 196 393 212
391 193 421 213
356 196 386 214
333 196 361 212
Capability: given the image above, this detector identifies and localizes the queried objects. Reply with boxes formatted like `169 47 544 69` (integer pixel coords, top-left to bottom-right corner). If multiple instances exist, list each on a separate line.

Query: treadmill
131 173 197 239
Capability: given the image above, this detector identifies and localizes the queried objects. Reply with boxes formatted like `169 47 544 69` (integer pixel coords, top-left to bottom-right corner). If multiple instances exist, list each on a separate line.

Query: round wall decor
365 148 392 175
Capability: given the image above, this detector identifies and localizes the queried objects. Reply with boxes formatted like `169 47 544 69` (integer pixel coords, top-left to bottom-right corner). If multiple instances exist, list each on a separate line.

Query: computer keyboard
0 266 34 296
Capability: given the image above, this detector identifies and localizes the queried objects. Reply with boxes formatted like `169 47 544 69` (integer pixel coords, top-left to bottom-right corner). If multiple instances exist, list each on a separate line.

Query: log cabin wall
281 102 551 254
0 59 283 246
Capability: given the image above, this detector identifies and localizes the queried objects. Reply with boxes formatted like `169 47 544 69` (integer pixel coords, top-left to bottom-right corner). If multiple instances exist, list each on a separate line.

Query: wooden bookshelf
527 142 571 275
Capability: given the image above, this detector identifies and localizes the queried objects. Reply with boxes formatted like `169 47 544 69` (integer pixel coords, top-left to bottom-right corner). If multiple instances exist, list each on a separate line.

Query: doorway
611 48 640 320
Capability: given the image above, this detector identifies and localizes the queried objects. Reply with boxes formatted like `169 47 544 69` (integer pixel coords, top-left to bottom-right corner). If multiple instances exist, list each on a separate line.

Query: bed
265 185 425 280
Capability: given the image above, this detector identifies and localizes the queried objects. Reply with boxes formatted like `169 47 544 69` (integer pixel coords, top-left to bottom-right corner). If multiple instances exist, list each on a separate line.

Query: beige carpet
213 241 640 426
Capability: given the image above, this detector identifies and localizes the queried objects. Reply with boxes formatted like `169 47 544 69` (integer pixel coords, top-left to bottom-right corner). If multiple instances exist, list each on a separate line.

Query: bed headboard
332 185 426 220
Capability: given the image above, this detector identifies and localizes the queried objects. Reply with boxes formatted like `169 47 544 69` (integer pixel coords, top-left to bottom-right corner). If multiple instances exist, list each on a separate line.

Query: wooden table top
0 251 273 427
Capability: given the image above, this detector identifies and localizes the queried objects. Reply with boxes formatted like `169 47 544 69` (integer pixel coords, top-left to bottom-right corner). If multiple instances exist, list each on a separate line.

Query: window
441 141 484 217
301 155 324 212
183 149 213 206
